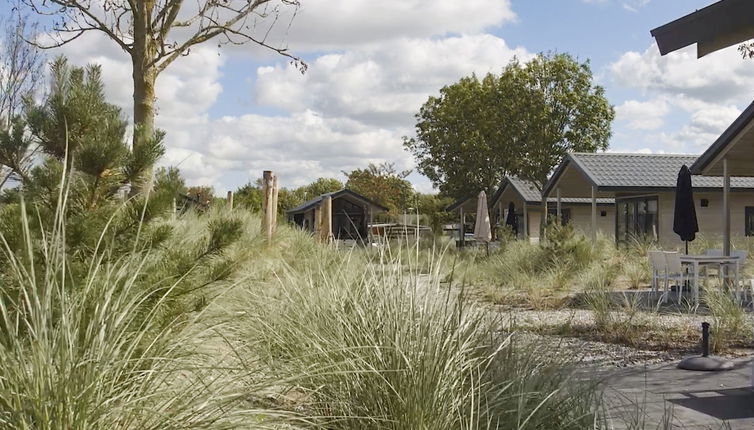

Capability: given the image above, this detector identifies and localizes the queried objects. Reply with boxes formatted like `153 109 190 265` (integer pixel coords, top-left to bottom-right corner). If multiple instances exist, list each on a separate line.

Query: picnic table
679 254 741 304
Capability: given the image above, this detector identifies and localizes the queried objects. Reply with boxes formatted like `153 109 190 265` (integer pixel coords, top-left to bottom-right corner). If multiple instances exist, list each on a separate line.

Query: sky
12 0 754 194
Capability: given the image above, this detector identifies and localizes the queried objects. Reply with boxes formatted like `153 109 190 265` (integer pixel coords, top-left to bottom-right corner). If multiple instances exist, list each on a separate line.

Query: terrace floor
603 358 754 429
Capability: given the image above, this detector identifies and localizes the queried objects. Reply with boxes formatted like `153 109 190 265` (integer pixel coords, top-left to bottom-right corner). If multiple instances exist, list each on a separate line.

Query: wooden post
320 195 333 243
271 175 279 234
261 170 275 242
556 187 562 224
314 207 321 236
368 206 374 244
171 197 177 220
591 185 597 244
459 207 465 248
723 156 730 257
227 190 234 210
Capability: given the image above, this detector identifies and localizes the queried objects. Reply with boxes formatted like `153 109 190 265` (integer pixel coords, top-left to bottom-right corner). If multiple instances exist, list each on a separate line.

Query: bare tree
0 13 44 189
18 0 305 155
0 13 44 125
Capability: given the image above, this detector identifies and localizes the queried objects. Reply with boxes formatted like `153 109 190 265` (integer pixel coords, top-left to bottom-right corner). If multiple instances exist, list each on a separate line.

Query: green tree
234 176 343 215
300 177 343 200
405 53 614 234
187 186 214 206
510 53 614 234
403 73 522 199
344 163 413 215
416 193 455 235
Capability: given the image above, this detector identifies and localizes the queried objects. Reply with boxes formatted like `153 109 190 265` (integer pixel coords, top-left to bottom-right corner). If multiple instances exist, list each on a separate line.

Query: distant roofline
286 188 389 214
543 152 754 197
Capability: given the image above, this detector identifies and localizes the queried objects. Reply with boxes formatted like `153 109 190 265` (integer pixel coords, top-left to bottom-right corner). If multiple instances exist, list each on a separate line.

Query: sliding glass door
616 196 658 244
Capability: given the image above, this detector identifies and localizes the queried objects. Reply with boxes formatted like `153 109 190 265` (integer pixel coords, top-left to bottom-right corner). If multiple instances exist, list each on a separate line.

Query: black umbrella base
678 355 734 371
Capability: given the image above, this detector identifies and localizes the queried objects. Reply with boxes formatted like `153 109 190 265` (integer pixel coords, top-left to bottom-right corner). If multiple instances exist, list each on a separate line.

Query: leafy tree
404 73 520 199
155 166 187 197
508 53 614 234
405 53 614 234
344 163 414 215
233 176 343 215
187 186 215 206
301 177 343 200
234 181 264 211
416 193 455 235
19 0 304 173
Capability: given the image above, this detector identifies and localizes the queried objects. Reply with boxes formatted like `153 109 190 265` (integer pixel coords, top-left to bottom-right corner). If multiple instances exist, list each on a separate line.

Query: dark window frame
615 195 659 244
746 207 754 237
546 207 572 226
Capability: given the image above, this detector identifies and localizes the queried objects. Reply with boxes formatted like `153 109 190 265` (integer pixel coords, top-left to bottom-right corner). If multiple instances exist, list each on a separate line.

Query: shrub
237 249 604 429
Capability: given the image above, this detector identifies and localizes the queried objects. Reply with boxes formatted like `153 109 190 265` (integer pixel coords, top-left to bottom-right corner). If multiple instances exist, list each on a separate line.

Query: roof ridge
572 152 699 157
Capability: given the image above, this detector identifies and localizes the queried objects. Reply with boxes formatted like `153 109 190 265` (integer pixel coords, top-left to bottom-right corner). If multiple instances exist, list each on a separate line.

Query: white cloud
255 34 531 126
653 104 741 151
608 43 754 154
46 3 525 193
610 45 754 106
615 99 669 130
265 0 517 52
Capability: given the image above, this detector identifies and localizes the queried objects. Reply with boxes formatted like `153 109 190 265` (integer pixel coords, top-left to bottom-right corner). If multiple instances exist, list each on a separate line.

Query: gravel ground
495 308 753 368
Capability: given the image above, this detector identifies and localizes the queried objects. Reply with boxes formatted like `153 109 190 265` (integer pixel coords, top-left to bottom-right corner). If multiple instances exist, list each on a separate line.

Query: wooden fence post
271 175 279 234
261 170 276 242
227 190 234 210
320 195 333 243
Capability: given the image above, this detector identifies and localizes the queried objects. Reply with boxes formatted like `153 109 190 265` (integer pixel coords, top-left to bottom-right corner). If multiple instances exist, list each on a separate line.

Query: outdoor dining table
679 254 741 304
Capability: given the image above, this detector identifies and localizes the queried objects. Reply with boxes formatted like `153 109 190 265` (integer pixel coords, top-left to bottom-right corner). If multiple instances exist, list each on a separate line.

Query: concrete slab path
602 358 754 429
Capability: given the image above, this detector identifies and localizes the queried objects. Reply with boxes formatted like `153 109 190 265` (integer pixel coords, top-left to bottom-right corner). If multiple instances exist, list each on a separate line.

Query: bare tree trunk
130 8 157 194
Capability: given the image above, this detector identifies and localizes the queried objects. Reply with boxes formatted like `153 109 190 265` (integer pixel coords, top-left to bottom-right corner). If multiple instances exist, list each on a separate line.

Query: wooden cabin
287 189 388 242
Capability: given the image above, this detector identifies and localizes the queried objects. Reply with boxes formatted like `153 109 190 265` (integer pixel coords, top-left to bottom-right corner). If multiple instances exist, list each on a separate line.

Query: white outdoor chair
664 251 694 304
648 250 667 295
721 250 747 299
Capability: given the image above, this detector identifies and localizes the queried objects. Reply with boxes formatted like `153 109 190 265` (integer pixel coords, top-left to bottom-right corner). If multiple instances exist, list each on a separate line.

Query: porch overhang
650 0 754 58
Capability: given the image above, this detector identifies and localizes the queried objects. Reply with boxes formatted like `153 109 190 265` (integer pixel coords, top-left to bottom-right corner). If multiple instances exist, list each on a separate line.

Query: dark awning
650 0 754 58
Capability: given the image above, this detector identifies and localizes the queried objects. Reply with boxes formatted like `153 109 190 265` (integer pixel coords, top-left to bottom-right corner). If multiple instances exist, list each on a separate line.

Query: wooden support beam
261 170 275 242
271 176 279 235
591 185 597 244
227 190 234 210
459 207 465 248
320 195 333 243
723 157 731 256
556 187 562 224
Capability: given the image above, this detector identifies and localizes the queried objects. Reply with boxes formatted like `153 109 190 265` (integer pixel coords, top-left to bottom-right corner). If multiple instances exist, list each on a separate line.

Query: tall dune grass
0 195 301 429
235 245 605 429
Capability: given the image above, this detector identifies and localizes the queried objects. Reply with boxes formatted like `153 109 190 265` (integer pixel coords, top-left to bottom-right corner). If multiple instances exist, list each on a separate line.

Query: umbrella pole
685 241 689 255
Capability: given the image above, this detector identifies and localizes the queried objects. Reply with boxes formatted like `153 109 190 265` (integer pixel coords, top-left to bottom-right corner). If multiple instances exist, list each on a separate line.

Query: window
546 208 571 226
701 199 709 208
746 207 754 237
616 196 659 243
600 210 607 217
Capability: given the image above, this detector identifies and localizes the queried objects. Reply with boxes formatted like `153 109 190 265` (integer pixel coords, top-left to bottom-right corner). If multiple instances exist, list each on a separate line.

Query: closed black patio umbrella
673 165 698 254
505 202 518 236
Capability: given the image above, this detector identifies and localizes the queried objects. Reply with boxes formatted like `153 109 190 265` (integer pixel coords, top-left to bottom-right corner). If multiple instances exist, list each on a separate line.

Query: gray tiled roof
569 153 754 189
286 189 389 214
492 176 613 206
